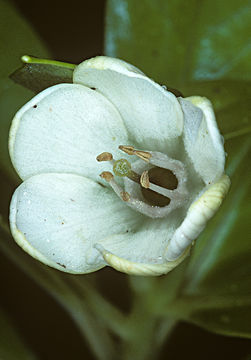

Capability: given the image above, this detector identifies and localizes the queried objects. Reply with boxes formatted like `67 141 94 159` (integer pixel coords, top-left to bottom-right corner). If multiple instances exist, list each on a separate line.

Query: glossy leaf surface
0 0 49 181
106 0 251 338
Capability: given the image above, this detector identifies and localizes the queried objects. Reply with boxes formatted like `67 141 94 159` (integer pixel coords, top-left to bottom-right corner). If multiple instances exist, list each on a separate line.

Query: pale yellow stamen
120 191 130 202
96 152 113 162
119 145 152 162
140 170 150 189
118 145 134 155
100 171 114 182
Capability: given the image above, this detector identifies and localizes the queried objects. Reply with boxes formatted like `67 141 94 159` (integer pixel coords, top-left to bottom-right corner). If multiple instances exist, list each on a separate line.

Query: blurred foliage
0 221 122 360
153 136 251 338
106 0 251 339
0 306 36 360
106 0 251 85
0 0 49 181
106 0 251 139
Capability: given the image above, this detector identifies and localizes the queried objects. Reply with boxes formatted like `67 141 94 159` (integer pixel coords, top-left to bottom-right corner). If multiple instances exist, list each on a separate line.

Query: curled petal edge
95 175 230 276
94 243 191 276
165 174 231 261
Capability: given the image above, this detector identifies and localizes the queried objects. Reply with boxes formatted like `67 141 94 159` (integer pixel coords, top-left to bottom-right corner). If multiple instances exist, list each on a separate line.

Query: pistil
113 159 140 183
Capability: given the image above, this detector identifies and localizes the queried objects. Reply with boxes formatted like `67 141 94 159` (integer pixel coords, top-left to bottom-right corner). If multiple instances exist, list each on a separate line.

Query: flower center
96 145 188 218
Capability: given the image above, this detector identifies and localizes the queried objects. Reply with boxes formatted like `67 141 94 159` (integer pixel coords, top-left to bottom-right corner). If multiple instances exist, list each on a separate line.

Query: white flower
9 56 230 276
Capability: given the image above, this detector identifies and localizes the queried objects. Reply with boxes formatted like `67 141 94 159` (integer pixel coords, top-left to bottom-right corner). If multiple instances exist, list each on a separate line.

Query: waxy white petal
179 96 225 184
95 243 190 276
97 208 185 265
165 174 230 261
73 56 184 151
9 173 141 273
9 84 129 181
8 55 230 276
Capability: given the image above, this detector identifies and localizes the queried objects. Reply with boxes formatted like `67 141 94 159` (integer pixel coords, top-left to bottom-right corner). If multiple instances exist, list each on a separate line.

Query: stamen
96 152 113 162
140 171 150 189
97 146 189 219
100 170 184 219
121 191 130 202
119 145 152 162
100 171 114 182
118 145 135 155
100 171 132 203
135 150 152 162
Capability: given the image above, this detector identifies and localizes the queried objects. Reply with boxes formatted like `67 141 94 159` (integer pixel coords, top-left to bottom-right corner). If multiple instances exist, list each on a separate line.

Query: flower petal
9 173 141 273
95 243 190 276
165 174 231 261
73 56 184 151
96 207 185 268
9 84 129 181
179 96 225 184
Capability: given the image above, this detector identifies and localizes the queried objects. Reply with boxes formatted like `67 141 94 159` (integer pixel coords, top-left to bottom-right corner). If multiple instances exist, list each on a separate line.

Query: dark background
1 1 251 359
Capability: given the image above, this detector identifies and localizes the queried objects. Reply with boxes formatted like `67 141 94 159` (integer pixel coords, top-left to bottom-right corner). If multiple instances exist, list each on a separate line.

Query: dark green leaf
180 80 251 138
106 2 251 338
0 0 50 181
106 0 251 87
0 0 48 79
10 62 74 93
0 306 36 360
156 136 251 338
0 213 123 359
106 0 251 139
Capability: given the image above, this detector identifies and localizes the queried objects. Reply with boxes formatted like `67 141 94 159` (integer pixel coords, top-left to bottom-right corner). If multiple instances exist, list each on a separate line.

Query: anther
140 171 150 189
120 191 130 202
118 145 135 155
119 145 152 162
134 150 152 162
100 171 114 182
96 152 113 162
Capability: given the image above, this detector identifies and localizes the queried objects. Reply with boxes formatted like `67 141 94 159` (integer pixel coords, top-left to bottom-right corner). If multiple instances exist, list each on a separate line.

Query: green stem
224 126 251 141
21 55 76 69
121 289 177 360
119 268 190 359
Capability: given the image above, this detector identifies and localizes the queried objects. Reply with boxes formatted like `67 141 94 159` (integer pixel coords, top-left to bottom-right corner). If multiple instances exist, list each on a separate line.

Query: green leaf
105 0 251 338
10 56 75 93
176 137 251 337
0 0 49 181
0 215 122 360
105 0 251 87
181 80 251 138
105 0 251 139
157 136 251 338
0 306 36 360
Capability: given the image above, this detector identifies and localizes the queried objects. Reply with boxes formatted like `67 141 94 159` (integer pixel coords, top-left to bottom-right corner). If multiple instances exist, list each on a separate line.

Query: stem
122 315 176 360
21 55 76 69
224 126 251 141
121 293 177 360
